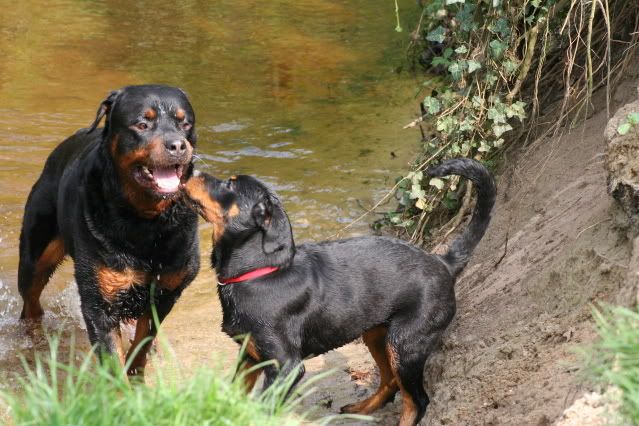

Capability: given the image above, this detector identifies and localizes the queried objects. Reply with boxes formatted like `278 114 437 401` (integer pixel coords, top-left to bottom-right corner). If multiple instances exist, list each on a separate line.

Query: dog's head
89 85 197 215
185 172 295 279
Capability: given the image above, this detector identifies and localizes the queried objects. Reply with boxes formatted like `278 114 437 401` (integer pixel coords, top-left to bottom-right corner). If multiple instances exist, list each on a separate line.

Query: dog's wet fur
185 158 496 425
18 84 200 376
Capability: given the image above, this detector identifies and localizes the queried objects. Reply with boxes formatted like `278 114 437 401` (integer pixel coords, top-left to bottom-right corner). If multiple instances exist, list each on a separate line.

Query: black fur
18 85 200 375
186 158 496 425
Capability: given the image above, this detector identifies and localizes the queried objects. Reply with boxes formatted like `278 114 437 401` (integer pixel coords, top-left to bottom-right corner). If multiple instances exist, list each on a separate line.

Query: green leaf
467 60 481 73
448 61 464 80
487 106 507 124
431 56 450 67
503 59 519 75
489 39 508 59
410 184 426 200
426 26 446 44
490 18 511 38
429 177 445 190
484 73 498 86
436 116 458 133
628 112 639 125
618 123 632 135
455 45 468 54
459 117 475 132
456 4 477 32
446 0 465 4
508 101 527 121
478 141 491 152
423 97 441 115
492 123 513 138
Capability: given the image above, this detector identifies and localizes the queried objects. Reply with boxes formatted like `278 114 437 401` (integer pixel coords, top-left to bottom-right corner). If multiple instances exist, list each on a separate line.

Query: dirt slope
300 72 639 425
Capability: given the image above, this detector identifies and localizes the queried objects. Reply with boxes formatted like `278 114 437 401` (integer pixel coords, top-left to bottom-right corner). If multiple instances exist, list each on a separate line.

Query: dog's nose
166 140 187 156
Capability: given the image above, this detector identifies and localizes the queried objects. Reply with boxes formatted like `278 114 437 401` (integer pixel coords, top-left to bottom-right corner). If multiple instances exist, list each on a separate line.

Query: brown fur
109 136 176 218
184 177 225 240
341 326 399 415
175 108 185 121
228 203 240 217
110 327 126 367
144 108 157 120
96 266 149 300
22 238 66 319
126 312 152 376
157 269 188 291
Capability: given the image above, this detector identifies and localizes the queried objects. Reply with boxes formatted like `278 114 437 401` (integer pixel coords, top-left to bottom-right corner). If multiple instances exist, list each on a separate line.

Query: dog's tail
426 158 496 278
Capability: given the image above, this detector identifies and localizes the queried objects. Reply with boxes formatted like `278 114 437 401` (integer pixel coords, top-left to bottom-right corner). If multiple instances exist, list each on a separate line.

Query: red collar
218 266 279 285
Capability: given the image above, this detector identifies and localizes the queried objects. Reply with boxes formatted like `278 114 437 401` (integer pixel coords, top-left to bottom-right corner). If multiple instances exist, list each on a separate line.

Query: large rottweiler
184 159 496 426
18 84 200 376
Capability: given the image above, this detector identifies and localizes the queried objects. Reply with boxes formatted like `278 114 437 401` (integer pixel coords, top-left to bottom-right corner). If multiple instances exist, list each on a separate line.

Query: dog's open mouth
135 164 185 194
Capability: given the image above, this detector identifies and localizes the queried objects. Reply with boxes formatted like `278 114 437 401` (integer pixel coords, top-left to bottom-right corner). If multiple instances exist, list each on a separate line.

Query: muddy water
0 0 420 407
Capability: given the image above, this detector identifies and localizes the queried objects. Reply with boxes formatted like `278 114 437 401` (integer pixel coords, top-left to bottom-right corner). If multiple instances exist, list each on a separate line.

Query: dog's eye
181 122 192 131
136 122 149 131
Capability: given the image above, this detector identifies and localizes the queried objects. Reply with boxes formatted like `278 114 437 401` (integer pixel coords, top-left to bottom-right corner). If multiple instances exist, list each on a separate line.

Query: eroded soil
294 75 639 426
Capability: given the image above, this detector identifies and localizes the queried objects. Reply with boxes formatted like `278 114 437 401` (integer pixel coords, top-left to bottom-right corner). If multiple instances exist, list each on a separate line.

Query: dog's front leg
74 259 132 371
125 291 182 377
262 356 305 398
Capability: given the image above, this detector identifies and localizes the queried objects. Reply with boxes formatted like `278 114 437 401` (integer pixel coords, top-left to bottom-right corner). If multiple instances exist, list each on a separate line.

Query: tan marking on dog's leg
23 238 66 319
157 269 188 291
341 326 399 414
237 358 262 392
110 327 126 367
387 343 419 426
125 313 152 377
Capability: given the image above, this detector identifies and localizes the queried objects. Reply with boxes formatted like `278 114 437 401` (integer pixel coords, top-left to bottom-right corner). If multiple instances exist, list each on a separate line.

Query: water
0 0 421 390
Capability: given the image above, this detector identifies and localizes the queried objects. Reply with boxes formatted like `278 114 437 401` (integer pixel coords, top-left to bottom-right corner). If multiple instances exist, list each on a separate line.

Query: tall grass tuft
586 305 639 423
0 336 309 426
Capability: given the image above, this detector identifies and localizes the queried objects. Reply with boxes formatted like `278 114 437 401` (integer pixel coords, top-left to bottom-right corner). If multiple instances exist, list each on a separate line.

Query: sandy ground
289 74 639 425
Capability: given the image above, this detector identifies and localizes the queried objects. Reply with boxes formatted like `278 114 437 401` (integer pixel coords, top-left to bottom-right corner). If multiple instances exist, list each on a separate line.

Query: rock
605 93 639 224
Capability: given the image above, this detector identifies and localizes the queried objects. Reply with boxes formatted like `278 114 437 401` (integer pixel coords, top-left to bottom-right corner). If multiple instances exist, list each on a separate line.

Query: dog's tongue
153 167 180 193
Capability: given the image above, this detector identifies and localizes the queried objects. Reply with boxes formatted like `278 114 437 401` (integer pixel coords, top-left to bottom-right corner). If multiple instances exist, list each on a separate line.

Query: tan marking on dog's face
175 108 186 121
157 269 188 291
96 266 149 300
109 136 175 218
184 176 226 241
143 108 157 120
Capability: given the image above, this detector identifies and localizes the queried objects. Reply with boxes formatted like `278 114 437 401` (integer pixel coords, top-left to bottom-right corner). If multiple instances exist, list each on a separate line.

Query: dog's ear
253 198 293 255
88 89 122 133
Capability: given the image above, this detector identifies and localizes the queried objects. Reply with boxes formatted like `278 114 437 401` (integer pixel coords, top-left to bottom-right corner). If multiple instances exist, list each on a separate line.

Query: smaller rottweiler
185 159 496 426
18 85 200 376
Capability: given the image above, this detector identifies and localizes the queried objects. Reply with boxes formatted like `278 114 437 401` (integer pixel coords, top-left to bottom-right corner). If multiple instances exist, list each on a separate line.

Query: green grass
587 305 639 423
0 337 319 426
